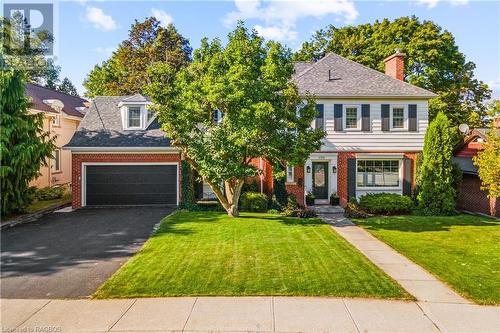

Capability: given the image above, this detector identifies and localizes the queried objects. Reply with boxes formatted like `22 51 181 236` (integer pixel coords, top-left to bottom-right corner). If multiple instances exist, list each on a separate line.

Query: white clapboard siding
314 98 428 152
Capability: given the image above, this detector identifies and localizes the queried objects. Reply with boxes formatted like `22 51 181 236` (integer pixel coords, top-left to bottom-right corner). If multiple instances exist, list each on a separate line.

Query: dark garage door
85 165 177 206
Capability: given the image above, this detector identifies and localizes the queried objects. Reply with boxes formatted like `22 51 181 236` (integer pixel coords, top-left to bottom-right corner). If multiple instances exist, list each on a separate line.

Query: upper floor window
52 115 60 126
286 164 294 183
315 104 324 130
357 159 399 188
390 105 407 130
344 106 360 130
392 107 405 129
128 106 141 128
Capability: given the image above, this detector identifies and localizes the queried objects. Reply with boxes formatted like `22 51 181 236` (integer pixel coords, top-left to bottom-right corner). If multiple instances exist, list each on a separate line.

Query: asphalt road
1 206 173 299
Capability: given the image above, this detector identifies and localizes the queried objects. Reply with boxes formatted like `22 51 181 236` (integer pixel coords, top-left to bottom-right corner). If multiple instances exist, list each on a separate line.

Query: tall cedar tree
294 17 491 126
473 122 500 216
0 13 61 87
417 112 456 215
58 77 79 96
0 71 55 215
146 24 324 217
83 17 192 97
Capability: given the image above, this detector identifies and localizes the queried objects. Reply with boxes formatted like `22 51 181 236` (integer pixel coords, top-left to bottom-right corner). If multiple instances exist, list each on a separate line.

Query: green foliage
305 192 315 206
473 121 500 215
58 77 79 96
0 14 63 88
272 176 289 209
417 112 456 215
84 18 191 98
147 23 324 216
294 16 491 125
180 161 195 208
240 191 268 212
359 193 413 215
35 186 64 201
1 70 56 215
242 180 259 193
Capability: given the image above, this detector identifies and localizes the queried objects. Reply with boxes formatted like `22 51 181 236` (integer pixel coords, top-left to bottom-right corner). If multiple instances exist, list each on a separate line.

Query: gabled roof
26 83 88 118
293 53 437 99
121 93 151 103
65 96 170 148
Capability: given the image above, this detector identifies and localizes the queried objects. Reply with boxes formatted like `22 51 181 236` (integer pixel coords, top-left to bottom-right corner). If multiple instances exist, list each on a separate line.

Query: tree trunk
489 196 497 217
204 178 244 217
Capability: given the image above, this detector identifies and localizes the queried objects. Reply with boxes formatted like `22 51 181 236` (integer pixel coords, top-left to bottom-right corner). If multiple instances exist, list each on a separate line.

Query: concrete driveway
1 207 173 299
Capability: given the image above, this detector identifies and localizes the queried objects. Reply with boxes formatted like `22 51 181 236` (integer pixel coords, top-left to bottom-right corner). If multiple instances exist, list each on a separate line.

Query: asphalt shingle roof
26 83 88 118
65 96 171 148
293 53 437 98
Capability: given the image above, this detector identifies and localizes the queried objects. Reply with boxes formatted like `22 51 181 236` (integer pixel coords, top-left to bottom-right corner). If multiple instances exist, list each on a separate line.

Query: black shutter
381 104 390 131
315 104 324 130
212 110 219 123
403 158 413 196
408 104 417 132
361 104 370 132
347 158 356 200
334 104 343 131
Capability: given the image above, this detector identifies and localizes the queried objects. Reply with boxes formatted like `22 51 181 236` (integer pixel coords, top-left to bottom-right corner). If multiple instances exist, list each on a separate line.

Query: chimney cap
384 49 406 63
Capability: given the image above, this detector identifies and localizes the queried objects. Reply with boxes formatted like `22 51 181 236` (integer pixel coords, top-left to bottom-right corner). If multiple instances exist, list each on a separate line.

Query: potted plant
330 192 340 205
305 192 315 206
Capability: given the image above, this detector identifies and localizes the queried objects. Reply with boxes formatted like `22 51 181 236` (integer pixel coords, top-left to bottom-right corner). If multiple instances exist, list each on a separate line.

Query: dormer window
147 107 155 123
128 106 141 128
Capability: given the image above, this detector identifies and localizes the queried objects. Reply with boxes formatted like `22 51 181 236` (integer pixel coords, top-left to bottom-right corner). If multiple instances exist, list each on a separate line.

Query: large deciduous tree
83 17 192 98
147 24 324 217
417 112 456 215
473 119 500 217
294 16 491 125
0 70 55 215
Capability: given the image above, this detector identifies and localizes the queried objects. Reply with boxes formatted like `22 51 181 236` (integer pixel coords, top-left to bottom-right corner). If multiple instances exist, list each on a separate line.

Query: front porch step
310 205 344 214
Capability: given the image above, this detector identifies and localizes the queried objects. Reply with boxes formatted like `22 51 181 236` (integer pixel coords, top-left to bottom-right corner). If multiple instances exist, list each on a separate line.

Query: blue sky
53 0 500 98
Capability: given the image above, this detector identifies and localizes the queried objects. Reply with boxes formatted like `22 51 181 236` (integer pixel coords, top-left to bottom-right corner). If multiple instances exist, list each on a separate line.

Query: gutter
63 146 180 153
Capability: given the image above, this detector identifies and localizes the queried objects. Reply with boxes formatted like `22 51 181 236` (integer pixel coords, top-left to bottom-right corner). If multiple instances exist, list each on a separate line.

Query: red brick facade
285 166 305 206
337 152 356 206
71 153 182 209
384 52 405 81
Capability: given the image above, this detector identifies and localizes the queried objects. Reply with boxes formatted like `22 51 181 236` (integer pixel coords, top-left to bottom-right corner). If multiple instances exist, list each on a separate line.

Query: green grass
94 211 409 299
26 194 71 213
354 214 500 305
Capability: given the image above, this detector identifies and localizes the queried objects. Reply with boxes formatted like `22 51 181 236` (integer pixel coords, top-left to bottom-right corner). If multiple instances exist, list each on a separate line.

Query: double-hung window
286 164 294 183
147 107 155 124
344 106 359 130
52 148 61 172
357 160 399 188
392 107 404 129
128 106 141 128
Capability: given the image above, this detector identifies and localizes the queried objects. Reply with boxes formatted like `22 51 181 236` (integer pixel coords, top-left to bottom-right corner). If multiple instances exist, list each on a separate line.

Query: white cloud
415 0 468 9
224 0 358 41
84 6 117 31
151 8 173 27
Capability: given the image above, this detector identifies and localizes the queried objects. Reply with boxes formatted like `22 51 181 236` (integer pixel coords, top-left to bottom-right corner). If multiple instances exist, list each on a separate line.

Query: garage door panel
85 165 177 206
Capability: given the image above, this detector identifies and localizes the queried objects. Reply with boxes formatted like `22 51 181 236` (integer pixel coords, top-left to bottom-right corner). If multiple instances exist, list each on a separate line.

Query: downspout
259 157 264 193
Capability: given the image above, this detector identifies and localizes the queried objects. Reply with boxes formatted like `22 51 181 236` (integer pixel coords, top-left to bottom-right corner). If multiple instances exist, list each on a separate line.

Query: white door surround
304 153 338 202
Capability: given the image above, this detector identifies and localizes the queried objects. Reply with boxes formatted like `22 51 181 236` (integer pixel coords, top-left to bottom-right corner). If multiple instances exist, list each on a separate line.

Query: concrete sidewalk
2 297 499 333
317 211 470 304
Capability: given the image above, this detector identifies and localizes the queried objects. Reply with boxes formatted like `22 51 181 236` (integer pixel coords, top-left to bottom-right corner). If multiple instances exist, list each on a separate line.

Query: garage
83 164 178 206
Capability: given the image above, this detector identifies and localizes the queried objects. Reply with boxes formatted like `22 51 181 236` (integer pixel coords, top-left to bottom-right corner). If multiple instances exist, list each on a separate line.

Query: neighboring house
27 83 88 188
453 124 500 217
65 50 436 209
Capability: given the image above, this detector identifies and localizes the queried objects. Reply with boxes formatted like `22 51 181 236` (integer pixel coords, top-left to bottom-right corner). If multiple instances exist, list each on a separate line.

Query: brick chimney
384 48 406 81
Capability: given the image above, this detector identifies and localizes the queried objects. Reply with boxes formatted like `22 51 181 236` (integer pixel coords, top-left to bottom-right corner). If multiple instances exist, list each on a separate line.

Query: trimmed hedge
359 193 413 215
240 191 268 212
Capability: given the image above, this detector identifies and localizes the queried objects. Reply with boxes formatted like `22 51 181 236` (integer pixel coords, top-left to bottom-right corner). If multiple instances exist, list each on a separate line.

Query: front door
312 162 329 199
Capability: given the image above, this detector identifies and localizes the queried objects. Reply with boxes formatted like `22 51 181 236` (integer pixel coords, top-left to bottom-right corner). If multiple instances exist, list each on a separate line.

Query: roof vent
328 69 340 81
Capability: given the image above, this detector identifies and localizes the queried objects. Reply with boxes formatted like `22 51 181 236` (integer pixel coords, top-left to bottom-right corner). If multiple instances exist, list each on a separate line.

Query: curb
1 201 71 229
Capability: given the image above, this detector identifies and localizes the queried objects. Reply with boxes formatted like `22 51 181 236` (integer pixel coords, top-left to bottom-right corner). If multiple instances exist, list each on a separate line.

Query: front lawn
95 211 409 299
354 214 500 305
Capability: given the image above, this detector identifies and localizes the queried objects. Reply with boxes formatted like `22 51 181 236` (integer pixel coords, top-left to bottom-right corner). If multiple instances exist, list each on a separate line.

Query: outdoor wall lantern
306 165 311 173
332 166 337 173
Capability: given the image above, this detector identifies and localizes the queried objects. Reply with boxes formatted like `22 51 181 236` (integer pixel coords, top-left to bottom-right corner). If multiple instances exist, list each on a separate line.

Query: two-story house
65 51 435 209
27 83 88 189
